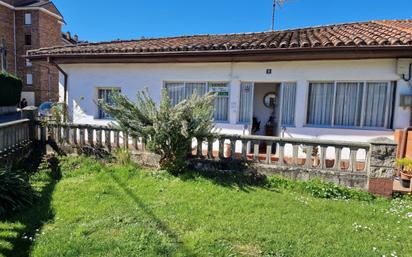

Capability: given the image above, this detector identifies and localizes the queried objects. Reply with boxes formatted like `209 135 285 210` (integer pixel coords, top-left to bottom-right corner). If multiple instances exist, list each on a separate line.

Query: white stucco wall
61 59 412 145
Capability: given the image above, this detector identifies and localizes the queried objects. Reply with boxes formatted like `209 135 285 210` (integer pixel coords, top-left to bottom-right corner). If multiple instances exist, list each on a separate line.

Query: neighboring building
28 20 412 149
0 0 78 106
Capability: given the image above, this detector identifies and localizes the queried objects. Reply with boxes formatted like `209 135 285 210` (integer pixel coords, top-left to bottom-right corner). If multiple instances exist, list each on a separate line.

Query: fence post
367 138 397 197
21 106 38 141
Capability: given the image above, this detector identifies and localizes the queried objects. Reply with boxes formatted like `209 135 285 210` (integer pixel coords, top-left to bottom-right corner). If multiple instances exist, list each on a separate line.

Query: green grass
1 156 412 257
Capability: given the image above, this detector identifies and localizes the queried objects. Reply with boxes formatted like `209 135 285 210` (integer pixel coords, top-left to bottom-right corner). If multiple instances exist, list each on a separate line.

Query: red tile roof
28 20 412 59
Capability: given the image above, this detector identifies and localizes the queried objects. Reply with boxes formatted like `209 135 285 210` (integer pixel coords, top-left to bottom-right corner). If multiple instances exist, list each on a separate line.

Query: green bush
267 176 375 201
114 148 132 166
0 169 35 216
397 158 412 175
0 72 23 107
99 88 216 175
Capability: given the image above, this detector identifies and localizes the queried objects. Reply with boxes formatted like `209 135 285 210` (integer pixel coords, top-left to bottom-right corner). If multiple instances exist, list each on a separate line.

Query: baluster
319 146 327 169
230 139 236 160
195 138 202 158
241 140 247 161
266 141 272 164
72 127 78 145
207 138 213 159
114 131 120 149
304 145 313 168
292 144 299 166
0 128 3 151
141 137 146 152
124 132 129 149
65 125 70 145
105 130 112 152
87 127 94 146
349 148 357 172
79 127 85 146
362 148 369 172
278 142 285 166
218 138 225 160
253 141 259 162
133 137 138 150
333 147 342 170
48 124 54 141
96 128 102 147
56 124 62 143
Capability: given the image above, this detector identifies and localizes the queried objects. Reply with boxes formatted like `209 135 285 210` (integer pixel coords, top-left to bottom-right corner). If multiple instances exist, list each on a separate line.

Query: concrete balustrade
34 122 398 196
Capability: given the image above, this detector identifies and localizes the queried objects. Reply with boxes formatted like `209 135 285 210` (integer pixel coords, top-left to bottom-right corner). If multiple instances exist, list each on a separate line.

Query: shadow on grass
109 172 198 257
0 151 61 257
180 168 268 193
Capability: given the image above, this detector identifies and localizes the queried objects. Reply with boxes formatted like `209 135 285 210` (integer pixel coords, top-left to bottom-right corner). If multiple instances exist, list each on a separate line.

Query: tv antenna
272 0 289 31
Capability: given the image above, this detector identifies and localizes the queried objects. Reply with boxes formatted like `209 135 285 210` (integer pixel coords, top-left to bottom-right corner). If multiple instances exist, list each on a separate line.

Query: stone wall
368 138 397 197
189 159 369 190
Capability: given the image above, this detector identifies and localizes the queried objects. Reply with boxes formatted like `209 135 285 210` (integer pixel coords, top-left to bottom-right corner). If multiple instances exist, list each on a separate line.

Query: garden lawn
1 156 412 257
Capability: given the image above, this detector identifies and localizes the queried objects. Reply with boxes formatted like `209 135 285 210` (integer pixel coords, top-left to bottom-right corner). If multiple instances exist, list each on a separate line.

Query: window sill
303 125 394 132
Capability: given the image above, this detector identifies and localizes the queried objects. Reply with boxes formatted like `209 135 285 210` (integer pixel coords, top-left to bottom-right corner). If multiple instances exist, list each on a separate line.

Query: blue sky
54 0 412 42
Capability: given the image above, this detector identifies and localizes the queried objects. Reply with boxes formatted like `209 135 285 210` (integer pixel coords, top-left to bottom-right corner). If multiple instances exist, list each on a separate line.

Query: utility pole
271 0 288 31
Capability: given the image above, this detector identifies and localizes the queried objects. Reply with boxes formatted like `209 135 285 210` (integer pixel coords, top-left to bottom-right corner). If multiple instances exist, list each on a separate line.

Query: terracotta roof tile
28 19 412 58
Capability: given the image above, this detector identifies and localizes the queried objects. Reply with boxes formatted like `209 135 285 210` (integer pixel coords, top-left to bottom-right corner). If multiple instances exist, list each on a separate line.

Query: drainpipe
47 57 68 121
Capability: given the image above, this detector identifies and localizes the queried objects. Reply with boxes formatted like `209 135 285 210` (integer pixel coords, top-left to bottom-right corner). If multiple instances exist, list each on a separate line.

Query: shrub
98 88 216 175
396 158 412 175
114 148 132 166
0 169 35 216
267 176 375 201
0 72 23 107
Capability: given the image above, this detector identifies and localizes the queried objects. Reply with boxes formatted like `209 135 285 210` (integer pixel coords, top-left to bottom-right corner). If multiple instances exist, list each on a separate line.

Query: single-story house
27 19 412 146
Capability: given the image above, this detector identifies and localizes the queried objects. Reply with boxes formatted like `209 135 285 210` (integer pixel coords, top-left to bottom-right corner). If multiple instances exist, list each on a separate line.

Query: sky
54 0 412 43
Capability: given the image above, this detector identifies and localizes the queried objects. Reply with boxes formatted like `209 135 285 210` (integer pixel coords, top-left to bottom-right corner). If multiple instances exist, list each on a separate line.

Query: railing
39 122 146 153
0 119 32 159
191 135 371 173
42 123 374 174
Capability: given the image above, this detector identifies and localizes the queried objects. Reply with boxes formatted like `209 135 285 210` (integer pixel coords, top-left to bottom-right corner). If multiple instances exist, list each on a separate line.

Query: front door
251 83 281 136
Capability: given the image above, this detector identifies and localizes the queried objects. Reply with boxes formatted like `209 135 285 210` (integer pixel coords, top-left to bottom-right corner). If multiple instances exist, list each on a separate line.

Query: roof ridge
29 20 380 51
27 19 412 58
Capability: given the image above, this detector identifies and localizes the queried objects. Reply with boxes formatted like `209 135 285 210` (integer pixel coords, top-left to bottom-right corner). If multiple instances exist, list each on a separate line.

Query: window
165 81 229 122
26 58 32 67
306 81 395 129
26 74 33 85
239 82 253 123
281 82 297 126
24 13 32 25
98 88 121 119
25 34 31 46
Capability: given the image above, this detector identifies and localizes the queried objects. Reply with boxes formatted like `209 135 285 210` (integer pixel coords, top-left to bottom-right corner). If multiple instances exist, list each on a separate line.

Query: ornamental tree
98 88 216 175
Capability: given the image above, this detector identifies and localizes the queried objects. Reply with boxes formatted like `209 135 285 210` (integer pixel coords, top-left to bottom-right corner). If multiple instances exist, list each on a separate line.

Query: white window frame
24 13 32 25
96 87 121 120
26 74 33 86
163 81 230 123
305 80 395 130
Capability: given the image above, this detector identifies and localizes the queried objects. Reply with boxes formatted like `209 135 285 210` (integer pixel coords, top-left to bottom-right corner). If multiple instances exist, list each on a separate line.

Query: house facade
0 0 78 106
28 20 412 144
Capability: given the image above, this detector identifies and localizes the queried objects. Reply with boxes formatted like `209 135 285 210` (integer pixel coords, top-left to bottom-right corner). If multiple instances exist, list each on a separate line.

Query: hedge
0 72 23 107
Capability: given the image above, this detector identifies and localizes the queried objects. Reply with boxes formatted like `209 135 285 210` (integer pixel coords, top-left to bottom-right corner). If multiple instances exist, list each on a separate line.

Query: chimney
74 34 78 42
65 32 71 40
